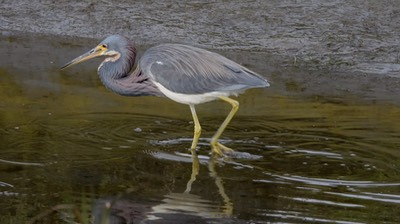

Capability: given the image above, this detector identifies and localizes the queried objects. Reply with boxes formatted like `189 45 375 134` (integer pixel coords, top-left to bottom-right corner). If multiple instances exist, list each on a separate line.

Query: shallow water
1 35 400 223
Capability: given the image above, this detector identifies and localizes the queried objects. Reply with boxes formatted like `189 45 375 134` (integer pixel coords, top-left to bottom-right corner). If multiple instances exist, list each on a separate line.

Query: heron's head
61 35 134 70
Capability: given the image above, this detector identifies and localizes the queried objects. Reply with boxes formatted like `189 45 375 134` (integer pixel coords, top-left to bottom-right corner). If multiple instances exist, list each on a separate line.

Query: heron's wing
139 44 269 94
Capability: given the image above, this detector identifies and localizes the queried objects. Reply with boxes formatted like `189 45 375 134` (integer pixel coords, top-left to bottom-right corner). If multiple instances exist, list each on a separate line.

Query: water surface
0 35 400 223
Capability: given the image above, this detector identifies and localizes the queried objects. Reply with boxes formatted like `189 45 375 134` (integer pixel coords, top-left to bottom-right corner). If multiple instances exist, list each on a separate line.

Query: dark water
1 35 400 223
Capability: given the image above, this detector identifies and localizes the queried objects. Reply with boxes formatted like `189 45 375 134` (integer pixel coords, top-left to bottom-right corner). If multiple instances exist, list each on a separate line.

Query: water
1 35 400 223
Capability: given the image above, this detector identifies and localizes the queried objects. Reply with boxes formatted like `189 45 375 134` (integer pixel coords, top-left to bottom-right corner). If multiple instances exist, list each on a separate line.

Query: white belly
154 82 233 105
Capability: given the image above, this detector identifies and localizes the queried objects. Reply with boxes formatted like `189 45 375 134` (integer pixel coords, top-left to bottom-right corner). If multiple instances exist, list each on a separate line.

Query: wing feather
140 44 268 94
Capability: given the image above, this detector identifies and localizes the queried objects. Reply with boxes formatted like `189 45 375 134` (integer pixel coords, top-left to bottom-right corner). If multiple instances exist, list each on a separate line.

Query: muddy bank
1 0 400 103
1 0 399 72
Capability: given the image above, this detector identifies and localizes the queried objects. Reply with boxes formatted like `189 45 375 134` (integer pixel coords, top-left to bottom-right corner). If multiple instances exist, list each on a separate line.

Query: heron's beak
60 45 107 70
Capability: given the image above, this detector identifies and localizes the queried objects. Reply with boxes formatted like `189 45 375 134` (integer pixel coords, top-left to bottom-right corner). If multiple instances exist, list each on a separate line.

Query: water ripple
149 193 227 219
259 209 365 224
325 192 400 204
286 197 365 208
263 173 400 188
286 148 343 159
0 158 45 167
0 181 14 188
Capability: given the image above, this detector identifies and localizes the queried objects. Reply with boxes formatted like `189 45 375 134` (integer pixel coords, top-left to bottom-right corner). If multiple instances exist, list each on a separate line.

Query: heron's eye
101 44 107 48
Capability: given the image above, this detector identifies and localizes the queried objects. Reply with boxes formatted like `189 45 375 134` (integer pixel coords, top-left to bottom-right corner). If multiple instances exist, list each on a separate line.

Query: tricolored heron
61 35 269 156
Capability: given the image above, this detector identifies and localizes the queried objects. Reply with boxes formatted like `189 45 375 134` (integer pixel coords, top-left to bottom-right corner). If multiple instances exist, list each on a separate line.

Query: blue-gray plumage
142 44 268 94
61 35 269 156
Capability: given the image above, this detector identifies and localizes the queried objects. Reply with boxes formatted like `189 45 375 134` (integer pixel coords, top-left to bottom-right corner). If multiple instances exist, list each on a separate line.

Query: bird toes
211 142 234 157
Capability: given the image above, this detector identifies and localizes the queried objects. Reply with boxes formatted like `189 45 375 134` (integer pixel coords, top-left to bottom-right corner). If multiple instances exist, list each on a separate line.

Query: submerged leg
210 96 239 156
189 105 202 150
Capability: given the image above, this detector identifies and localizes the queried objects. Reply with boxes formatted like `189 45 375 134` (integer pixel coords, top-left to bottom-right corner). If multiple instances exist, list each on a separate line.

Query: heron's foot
211 142 234 157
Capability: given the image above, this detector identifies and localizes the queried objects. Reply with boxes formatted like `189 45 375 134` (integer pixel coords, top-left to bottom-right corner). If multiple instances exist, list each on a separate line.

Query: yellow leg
185 105 201 193
210 96 239 156
189 105 202 150
208 154 233 215
184 147 200 194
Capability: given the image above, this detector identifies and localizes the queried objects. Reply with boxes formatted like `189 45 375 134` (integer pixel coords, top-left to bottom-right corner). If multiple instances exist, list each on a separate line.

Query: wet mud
1 0 399 72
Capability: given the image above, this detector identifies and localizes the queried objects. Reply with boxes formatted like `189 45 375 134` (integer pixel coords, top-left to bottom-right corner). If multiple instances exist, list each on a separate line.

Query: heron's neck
98 60 162 97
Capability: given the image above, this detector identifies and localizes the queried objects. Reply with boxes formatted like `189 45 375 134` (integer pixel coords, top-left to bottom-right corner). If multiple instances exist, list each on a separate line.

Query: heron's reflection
183 148 233 215
208 153 233 215
184 148 200 194
90 149 234 223
149 148 233 220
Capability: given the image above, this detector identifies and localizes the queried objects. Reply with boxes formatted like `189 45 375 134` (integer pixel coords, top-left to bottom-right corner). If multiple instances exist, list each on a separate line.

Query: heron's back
140 44 269 96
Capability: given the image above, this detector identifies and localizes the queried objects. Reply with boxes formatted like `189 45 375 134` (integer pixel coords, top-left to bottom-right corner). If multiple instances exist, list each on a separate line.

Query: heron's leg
208 154 233 215
183 105 201 194
184 147 200 194
210 96 239 156
189 105 202 150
